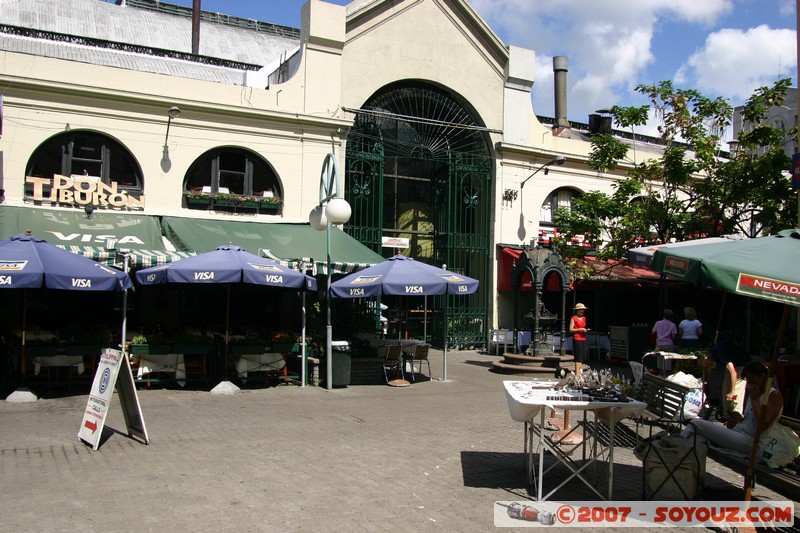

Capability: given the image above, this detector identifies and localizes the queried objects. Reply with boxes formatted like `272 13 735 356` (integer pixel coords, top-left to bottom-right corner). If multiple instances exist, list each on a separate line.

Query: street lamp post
520 155 566 189
309 154 352 390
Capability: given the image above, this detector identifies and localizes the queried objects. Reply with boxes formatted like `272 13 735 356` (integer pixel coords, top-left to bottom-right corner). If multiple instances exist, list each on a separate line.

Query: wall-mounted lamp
726 139 740 156
162 106 181 172
520 155 566 189
84 204 94 219
502 189 518 205
164 106 180 144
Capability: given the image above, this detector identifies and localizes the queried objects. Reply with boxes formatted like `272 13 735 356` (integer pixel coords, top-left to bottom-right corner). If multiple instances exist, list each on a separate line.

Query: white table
504 380 646 501
136 353 186 386
30 355 85 376
236 353 285 382
642 351 697 376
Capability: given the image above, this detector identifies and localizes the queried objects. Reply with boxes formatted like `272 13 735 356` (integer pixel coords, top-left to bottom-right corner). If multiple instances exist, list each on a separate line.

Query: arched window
183 148 282 212
540 188 577 224
25 131 143 198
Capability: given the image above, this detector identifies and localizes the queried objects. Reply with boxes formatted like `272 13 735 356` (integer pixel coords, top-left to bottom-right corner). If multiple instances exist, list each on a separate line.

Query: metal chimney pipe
553 56 570 129
192 0 201 55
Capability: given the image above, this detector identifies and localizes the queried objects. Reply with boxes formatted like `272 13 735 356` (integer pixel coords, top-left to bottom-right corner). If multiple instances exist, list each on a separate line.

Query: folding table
504 380 646 501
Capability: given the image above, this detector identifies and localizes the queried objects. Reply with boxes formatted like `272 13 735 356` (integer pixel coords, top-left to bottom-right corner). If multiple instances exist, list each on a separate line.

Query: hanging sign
382 236 409 248
78 348 149 450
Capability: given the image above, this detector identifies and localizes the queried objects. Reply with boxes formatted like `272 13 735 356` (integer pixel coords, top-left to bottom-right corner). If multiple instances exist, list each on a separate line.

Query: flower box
186 196 211 206
259 202 281 213
229 344 268 356
172 343 212 355
65 344 105 357
130 343 172 355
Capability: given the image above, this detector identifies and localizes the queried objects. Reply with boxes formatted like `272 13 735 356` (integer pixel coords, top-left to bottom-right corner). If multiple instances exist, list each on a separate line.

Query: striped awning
257 251 372 276
56 245 194 268
160 216 384 275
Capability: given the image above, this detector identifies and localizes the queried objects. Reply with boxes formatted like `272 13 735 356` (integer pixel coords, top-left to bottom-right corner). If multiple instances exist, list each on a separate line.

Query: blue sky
167 0 796 136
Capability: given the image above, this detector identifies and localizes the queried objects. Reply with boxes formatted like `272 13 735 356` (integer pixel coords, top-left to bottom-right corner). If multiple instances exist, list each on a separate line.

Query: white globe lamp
326 197 352 225
309 204 327 231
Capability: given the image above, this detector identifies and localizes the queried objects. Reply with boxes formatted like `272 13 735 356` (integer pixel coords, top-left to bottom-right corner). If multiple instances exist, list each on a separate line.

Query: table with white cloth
642 351 696 376
504 380 646 501
30 355 85 376
236 352 286 382
136 353 186 386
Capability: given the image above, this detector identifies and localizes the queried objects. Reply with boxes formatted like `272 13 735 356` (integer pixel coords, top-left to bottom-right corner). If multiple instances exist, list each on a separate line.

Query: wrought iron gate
345 83 491 348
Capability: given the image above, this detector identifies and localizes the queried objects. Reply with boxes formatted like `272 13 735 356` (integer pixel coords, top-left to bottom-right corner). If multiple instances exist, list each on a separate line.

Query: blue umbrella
330 254 479 298
0 233 132 291
135 245 317 384
330 254 479 381
0 233 133 377
136 244 317 291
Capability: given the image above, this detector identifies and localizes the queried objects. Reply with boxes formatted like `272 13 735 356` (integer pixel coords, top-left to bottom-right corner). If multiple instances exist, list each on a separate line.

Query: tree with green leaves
554 79 797 262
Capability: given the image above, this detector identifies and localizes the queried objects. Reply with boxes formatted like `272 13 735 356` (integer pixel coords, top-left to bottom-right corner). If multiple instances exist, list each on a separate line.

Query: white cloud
678 25 797 102
469 0 735 121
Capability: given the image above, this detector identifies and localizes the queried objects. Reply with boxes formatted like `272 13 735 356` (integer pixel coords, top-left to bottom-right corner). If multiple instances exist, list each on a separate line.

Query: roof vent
588 114 612 135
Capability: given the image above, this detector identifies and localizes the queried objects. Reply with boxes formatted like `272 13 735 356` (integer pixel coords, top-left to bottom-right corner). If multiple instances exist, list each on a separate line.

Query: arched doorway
345 82 492 348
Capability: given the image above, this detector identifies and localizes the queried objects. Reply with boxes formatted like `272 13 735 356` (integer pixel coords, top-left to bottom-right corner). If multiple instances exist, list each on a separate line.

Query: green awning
162 216 384 274
0 206 192 267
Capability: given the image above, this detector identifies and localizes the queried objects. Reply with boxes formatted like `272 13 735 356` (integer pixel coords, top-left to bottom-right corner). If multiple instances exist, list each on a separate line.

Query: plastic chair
629 361 644 384
383 345 404 382
406 344 431 382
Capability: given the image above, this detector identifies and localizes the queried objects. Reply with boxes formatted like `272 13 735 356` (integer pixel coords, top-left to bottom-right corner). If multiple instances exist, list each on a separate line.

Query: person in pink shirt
652 308 678 351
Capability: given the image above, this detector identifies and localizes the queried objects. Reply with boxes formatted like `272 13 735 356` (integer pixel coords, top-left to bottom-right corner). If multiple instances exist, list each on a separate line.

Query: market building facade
0 0 638 352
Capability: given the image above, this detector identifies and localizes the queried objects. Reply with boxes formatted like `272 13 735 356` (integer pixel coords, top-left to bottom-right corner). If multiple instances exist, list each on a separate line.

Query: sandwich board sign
78 348 149 450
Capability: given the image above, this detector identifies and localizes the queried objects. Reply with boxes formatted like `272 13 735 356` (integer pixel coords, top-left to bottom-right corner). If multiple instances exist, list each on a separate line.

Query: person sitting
679 360 783 454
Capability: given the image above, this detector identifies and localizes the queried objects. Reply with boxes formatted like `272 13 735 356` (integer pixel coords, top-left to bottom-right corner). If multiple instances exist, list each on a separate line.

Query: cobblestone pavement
1 350 797 532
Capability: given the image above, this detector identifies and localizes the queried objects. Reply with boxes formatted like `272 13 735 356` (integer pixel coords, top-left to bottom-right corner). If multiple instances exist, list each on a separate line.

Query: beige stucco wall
0 32 349 223
0 0 642 336
341 0 506 133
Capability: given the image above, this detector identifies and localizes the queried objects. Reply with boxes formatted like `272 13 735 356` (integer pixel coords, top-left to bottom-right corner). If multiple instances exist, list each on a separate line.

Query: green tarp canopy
0 206 192 267
651 228 800 307
162 216 384 274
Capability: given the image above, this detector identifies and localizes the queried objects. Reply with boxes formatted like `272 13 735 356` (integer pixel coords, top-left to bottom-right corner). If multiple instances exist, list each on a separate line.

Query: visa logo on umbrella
195 272 214 280
0 260 28 271
264 275 284 283
249 263 282 272
72 278 91 288
405 286 424 293
0 276 11 285
351 275 382 285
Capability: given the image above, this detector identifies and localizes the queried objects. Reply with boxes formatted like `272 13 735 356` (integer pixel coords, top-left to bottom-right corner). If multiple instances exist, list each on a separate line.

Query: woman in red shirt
570 303 589 362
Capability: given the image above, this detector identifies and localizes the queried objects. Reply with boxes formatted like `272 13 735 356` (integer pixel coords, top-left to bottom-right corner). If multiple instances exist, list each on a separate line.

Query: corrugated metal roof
0 0 301 85
0 33 249 85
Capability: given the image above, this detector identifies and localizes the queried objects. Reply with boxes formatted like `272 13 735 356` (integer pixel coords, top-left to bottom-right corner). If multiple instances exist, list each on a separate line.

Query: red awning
580 256 661 281
499 249 660 292
497 246 532 292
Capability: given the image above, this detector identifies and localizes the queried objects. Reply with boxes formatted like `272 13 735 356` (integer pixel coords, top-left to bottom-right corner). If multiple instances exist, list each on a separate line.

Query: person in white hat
569 303 589 363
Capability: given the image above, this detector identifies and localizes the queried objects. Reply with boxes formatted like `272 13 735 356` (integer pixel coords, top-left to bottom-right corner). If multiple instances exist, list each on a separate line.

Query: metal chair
406 344 431 382
382 344 404 382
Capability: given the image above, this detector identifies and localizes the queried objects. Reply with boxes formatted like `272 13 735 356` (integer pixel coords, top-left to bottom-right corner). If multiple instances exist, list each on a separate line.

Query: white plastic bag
667 371 704 420
758 423 800 468
683 389 705 420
